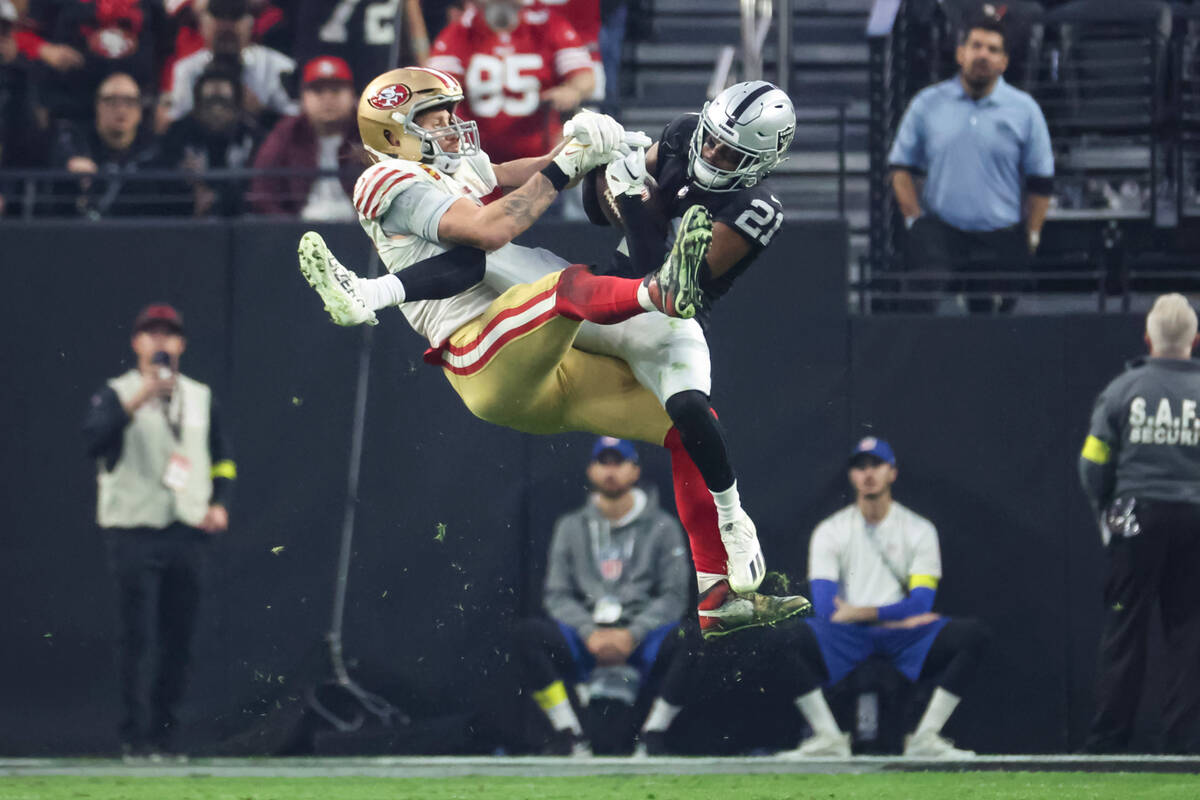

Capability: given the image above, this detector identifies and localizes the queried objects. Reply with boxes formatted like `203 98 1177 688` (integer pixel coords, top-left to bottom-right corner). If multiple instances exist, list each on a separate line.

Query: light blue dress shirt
888 76 1054 232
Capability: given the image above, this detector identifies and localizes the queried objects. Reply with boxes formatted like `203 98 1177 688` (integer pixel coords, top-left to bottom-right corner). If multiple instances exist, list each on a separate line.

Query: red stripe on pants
664 426 726 575
553 264 645 324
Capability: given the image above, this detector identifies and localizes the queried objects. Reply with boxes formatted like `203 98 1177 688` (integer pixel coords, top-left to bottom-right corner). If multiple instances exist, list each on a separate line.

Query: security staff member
1079 293 1200 754
83 304 235 759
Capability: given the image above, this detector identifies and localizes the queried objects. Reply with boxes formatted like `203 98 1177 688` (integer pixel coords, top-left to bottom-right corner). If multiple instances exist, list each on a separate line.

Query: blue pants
556 620 678 684
806 617 949 686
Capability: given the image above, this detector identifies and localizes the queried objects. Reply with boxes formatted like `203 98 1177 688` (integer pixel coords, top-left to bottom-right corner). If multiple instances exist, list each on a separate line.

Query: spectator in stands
160 0 290 104
772 437 989 760
888 13 1053 313
427 0 595 165
291 0 430 91
249 55 359 220
528 0 604 108
158 64 260 216
25 0 163 124
11 0 86 77
162 0 295 132
1 0 47 216
84 303 235 760
47 71 163 217
514 437 690 755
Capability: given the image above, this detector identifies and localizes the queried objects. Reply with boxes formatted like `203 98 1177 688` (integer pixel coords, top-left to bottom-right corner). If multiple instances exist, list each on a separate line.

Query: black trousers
906 215 1029 312
1086 499 1200 754
103 523 208 749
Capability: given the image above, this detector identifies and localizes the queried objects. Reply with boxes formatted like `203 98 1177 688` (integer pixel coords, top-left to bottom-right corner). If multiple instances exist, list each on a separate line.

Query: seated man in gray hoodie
515 436 691 755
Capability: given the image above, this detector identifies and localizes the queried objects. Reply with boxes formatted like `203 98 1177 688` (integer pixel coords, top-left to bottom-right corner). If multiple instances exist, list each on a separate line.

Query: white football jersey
807 501 942 608
352 152 502 347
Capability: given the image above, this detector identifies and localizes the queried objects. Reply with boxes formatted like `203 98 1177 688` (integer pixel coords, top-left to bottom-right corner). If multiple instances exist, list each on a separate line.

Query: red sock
664 426 727 576
554 264 644 324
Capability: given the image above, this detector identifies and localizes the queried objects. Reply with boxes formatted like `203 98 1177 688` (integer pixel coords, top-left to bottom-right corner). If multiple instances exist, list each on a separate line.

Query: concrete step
632 69 869 107
632 42 869 68
649 14 868 45
650 0 873 16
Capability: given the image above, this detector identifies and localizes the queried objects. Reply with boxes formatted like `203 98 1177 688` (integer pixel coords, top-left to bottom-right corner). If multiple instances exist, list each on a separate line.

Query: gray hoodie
543 487 691 644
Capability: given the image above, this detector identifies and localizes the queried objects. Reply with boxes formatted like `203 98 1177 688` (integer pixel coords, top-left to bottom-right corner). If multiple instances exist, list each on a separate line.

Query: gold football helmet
357 67 480 163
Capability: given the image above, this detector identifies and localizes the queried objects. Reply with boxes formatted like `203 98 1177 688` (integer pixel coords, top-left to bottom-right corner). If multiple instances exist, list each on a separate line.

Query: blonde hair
1146 293 1198 357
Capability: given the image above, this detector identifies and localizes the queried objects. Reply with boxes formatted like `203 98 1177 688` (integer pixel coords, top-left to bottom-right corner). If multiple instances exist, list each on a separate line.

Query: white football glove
605 148 648 198
563 110 624 154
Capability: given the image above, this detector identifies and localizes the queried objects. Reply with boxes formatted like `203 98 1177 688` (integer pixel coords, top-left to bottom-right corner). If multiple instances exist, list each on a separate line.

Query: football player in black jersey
579 81 797 635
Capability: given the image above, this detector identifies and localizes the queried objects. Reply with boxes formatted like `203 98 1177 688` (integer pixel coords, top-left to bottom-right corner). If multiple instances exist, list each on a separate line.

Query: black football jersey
595 113 782 326
650 113 785 314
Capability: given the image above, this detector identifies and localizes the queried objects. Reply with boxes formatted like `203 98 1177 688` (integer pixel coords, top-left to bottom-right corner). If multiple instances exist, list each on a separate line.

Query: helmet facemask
403 102 480 165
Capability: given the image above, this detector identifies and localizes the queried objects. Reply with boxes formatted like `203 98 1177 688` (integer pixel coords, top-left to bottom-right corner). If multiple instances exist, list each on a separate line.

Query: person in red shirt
427 0 594 164
249 55 361 219
526 0 603 105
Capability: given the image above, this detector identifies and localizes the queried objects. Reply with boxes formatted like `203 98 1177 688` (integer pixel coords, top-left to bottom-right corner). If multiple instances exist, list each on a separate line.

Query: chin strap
432 153 463 174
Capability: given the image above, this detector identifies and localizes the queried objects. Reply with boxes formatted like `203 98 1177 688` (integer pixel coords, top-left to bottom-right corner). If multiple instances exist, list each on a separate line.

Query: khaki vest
97 370 213 529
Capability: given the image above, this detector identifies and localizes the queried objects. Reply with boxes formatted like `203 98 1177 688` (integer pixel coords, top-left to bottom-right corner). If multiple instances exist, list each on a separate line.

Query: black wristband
541 162 570 192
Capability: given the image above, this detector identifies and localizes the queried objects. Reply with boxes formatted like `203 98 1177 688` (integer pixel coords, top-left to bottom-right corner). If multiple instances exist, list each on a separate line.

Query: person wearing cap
775 437 990 760
513 437 690 755
83 304 235 759
249 55 360 219
1078 293 1200 754
163 0 296 129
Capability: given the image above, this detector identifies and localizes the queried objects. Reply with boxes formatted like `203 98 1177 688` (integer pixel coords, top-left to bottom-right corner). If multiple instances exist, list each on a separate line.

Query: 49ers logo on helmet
368 84 411 110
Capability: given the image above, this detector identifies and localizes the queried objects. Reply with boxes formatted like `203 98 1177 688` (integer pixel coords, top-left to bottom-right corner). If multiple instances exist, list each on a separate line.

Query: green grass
1 774 1199 800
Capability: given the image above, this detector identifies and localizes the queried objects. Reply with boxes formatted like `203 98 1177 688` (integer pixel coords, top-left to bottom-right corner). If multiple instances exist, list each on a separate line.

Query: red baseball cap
303 56 354 87
133 303 184 334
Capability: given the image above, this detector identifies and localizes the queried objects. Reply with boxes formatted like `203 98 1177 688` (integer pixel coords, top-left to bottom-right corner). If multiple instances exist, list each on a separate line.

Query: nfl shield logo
600 559 623 582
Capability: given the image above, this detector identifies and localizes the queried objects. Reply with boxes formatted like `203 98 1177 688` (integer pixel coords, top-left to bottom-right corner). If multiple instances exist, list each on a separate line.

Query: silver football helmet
688 81 796 192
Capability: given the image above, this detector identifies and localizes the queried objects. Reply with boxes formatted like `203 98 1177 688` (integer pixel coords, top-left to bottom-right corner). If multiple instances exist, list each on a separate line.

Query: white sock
636 281 655 312
795 689 840 736
914 687 960 737
711 481 741 526
545 698 583 735
356 274 406 311
641 698 682 733
696 572 727 593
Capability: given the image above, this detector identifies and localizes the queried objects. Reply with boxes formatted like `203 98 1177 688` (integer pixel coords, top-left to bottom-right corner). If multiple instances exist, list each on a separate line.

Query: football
594 172 666 234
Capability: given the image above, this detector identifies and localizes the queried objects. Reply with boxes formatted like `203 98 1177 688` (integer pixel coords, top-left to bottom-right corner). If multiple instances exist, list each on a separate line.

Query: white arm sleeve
378 180 459 242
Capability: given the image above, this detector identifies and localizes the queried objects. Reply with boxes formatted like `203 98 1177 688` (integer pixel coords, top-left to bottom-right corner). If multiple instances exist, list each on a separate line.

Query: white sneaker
777 730 852 759
297 231 378 327
903 731 975 760
720 512 765 593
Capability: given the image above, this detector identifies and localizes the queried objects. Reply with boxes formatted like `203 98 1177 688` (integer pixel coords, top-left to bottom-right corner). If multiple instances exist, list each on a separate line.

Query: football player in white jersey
298 66 809 637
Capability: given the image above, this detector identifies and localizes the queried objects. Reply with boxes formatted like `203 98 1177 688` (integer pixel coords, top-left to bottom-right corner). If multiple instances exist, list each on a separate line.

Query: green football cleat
643 204 711 319
298 231 378 327
698 580 813 640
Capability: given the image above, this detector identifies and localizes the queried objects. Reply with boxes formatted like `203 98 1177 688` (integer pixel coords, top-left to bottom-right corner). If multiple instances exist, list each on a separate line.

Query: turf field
2 773 1200 800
